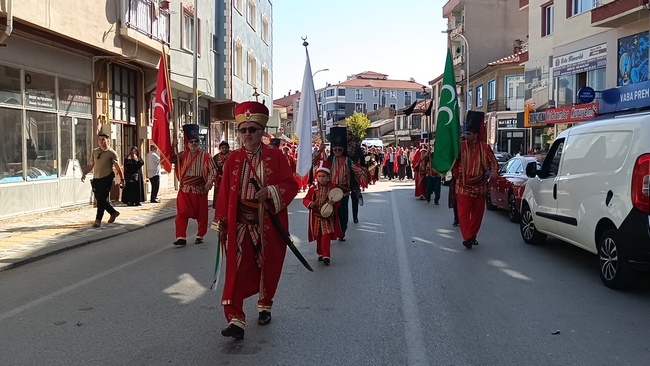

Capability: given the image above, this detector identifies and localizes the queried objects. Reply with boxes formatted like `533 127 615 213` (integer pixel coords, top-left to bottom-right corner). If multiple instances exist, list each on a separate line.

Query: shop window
59 79 92 115
0 65 21 105
0 108 23 183
555 74 575 107
75 118 92 174
109 65 138 123
25 71 56 110
26 111 57 180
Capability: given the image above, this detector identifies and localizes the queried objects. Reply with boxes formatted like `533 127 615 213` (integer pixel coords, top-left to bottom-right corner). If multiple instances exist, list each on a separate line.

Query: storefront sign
526 110 547 128
577 87 596 104
553 44 607 78
59 80 91 115
545 103 599 124
600 79 650 114
498 118 518 128
487 113 497 146
26 89 55 109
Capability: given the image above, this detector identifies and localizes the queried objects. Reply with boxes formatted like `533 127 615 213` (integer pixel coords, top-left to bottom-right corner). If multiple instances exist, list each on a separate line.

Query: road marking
390 190 427 366
0 245 169 322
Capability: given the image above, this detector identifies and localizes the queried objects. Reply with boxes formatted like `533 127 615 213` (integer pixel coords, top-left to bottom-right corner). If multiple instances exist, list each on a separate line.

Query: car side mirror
525 162 537 178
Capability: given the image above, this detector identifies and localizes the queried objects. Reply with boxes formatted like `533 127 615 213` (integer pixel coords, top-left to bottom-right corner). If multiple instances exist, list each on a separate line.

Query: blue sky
272 0 449 99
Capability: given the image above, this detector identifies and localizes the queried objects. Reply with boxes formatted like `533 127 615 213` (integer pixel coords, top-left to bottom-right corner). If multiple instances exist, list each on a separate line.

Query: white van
519 111 650 289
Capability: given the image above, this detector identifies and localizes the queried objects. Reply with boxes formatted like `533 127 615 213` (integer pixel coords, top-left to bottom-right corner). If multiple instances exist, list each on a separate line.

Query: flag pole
302 38 324 145
302 37 325 144
161 43 180 180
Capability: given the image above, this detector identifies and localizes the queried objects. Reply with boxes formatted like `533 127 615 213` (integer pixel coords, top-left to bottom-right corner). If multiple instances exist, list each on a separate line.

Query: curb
0 213 176 273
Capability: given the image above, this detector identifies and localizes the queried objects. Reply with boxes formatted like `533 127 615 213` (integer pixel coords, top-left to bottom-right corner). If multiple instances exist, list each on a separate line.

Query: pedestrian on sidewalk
146 145 161 203
212 101 299 340
426 150 442 205
121 146 145 206
451 111 499 249
172 124 217 246
303 161 342 266
81 132 125 228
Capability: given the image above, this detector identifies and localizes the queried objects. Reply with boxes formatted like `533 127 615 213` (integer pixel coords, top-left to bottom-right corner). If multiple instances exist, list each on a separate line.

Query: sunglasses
238 127 261 134
332 148 344 152
188 139 200 144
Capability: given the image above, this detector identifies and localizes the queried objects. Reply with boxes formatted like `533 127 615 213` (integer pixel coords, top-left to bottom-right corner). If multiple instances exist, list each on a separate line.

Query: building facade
443 0 529 112
522 0 649 151
0 0 165 219
314 71 429 136
210 0 274 153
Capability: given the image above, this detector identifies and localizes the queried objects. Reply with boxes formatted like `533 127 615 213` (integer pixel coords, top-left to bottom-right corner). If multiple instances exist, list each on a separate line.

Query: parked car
487 156 541 222
519 111 650 289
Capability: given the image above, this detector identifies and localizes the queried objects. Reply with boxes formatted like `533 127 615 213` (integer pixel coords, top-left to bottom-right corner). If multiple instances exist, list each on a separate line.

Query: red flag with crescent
153 54 173 173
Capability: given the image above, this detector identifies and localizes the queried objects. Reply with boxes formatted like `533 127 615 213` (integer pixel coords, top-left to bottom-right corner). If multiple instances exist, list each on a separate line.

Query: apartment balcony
519 0 529 9
452 54 465 67
449 22 464 39
121 0 171 48
487 98 525 112
591 0 649 27
442 0 461 18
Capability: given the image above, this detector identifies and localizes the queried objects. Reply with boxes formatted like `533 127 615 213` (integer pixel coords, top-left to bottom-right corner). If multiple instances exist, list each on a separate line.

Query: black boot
221 324 244 340
258 311 272 325
462 240 473 249
173 238 187 246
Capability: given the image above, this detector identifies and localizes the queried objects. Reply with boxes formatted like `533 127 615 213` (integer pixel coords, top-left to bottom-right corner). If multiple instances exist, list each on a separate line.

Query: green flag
432 49 460 175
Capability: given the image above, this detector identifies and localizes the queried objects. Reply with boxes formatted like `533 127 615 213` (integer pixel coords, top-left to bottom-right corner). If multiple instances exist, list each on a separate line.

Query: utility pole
192 0 199 126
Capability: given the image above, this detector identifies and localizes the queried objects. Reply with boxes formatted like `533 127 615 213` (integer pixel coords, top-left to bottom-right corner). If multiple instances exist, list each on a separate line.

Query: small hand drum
320 202 334 218
328 187 344 203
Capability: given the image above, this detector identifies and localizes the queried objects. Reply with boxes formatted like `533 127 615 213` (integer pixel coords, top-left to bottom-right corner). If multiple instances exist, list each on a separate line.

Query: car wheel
508 192 520 223
486 190 496 211
520 203 546 245
598 229 636 290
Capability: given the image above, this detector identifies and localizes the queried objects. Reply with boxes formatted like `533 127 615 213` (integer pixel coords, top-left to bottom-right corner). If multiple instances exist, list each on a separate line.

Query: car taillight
632 154 650 214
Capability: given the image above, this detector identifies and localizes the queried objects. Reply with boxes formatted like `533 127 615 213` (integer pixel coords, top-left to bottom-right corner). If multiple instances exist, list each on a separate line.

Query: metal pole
457 33 470 130
192 0 199 125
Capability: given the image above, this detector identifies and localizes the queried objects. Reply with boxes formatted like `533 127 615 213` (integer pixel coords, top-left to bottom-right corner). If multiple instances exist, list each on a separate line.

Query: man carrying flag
452 111 499 249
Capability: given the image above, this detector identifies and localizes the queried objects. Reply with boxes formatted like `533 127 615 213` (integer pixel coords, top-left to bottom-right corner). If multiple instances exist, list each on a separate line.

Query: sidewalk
0 192 179 272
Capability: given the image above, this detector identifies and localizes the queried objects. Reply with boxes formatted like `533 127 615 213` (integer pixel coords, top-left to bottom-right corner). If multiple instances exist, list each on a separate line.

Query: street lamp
311 68 329 133
421 85 429 146
442 30 470 129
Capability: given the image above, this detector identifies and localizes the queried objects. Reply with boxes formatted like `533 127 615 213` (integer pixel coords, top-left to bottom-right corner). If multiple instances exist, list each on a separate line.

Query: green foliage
345 112 371 142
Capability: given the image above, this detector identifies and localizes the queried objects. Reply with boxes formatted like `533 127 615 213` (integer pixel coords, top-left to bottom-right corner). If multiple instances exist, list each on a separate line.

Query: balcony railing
124 0 170 45
450 22 464 38
487 98 525 112
453 54 465 67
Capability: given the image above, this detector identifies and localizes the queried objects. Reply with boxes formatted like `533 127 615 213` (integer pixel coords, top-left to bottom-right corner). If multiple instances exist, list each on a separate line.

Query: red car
486 156 541 223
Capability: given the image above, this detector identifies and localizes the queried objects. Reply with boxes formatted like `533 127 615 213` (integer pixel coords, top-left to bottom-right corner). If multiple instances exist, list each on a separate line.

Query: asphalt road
1 180 650 366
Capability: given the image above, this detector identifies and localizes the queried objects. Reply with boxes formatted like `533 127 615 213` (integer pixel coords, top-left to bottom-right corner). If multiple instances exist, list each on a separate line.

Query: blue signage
577 87 596 104
599 79 650 114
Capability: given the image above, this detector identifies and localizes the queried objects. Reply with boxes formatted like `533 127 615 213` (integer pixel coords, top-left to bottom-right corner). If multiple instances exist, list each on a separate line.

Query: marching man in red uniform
213 101 299 340
452 111 499 249
172 124 217 245
303 161 342 266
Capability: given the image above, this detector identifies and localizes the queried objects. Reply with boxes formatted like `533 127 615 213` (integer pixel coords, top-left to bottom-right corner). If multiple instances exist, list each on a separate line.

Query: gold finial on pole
252 86 260 102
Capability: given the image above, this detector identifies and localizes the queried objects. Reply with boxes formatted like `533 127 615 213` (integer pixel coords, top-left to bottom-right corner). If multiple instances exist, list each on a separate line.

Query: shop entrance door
59 117 93 206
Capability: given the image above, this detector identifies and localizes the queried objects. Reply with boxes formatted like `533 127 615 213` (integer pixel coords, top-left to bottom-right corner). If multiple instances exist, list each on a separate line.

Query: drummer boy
303 161 343 266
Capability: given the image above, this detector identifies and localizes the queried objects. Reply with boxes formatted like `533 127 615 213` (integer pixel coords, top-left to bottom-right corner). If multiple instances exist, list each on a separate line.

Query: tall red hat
235 101 269 128
316 160 331 175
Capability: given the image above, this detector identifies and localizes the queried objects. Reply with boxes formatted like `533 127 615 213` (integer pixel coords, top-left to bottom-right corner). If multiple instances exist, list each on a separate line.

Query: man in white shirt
146 145 162 203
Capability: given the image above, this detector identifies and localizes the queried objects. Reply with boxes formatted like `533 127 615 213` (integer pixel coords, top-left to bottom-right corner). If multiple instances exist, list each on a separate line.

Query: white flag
295 49 318 178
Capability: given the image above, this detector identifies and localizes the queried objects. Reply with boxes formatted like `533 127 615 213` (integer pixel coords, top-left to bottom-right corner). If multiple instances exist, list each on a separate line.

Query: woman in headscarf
122 146 145 206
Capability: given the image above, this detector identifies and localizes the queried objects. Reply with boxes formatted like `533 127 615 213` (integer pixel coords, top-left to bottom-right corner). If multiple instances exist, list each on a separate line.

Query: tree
345 112 371 142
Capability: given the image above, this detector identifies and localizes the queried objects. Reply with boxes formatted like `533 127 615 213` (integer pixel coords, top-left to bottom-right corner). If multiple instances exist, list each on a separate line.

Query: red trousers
456 193 486 241
224 232 281 327
316 233 333 259
175 191 209 239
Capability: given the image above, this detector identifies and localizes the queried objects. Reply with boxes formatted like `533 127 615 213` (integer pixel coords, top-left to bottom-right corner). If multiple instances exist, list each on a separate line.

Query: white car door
528 138 565 234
